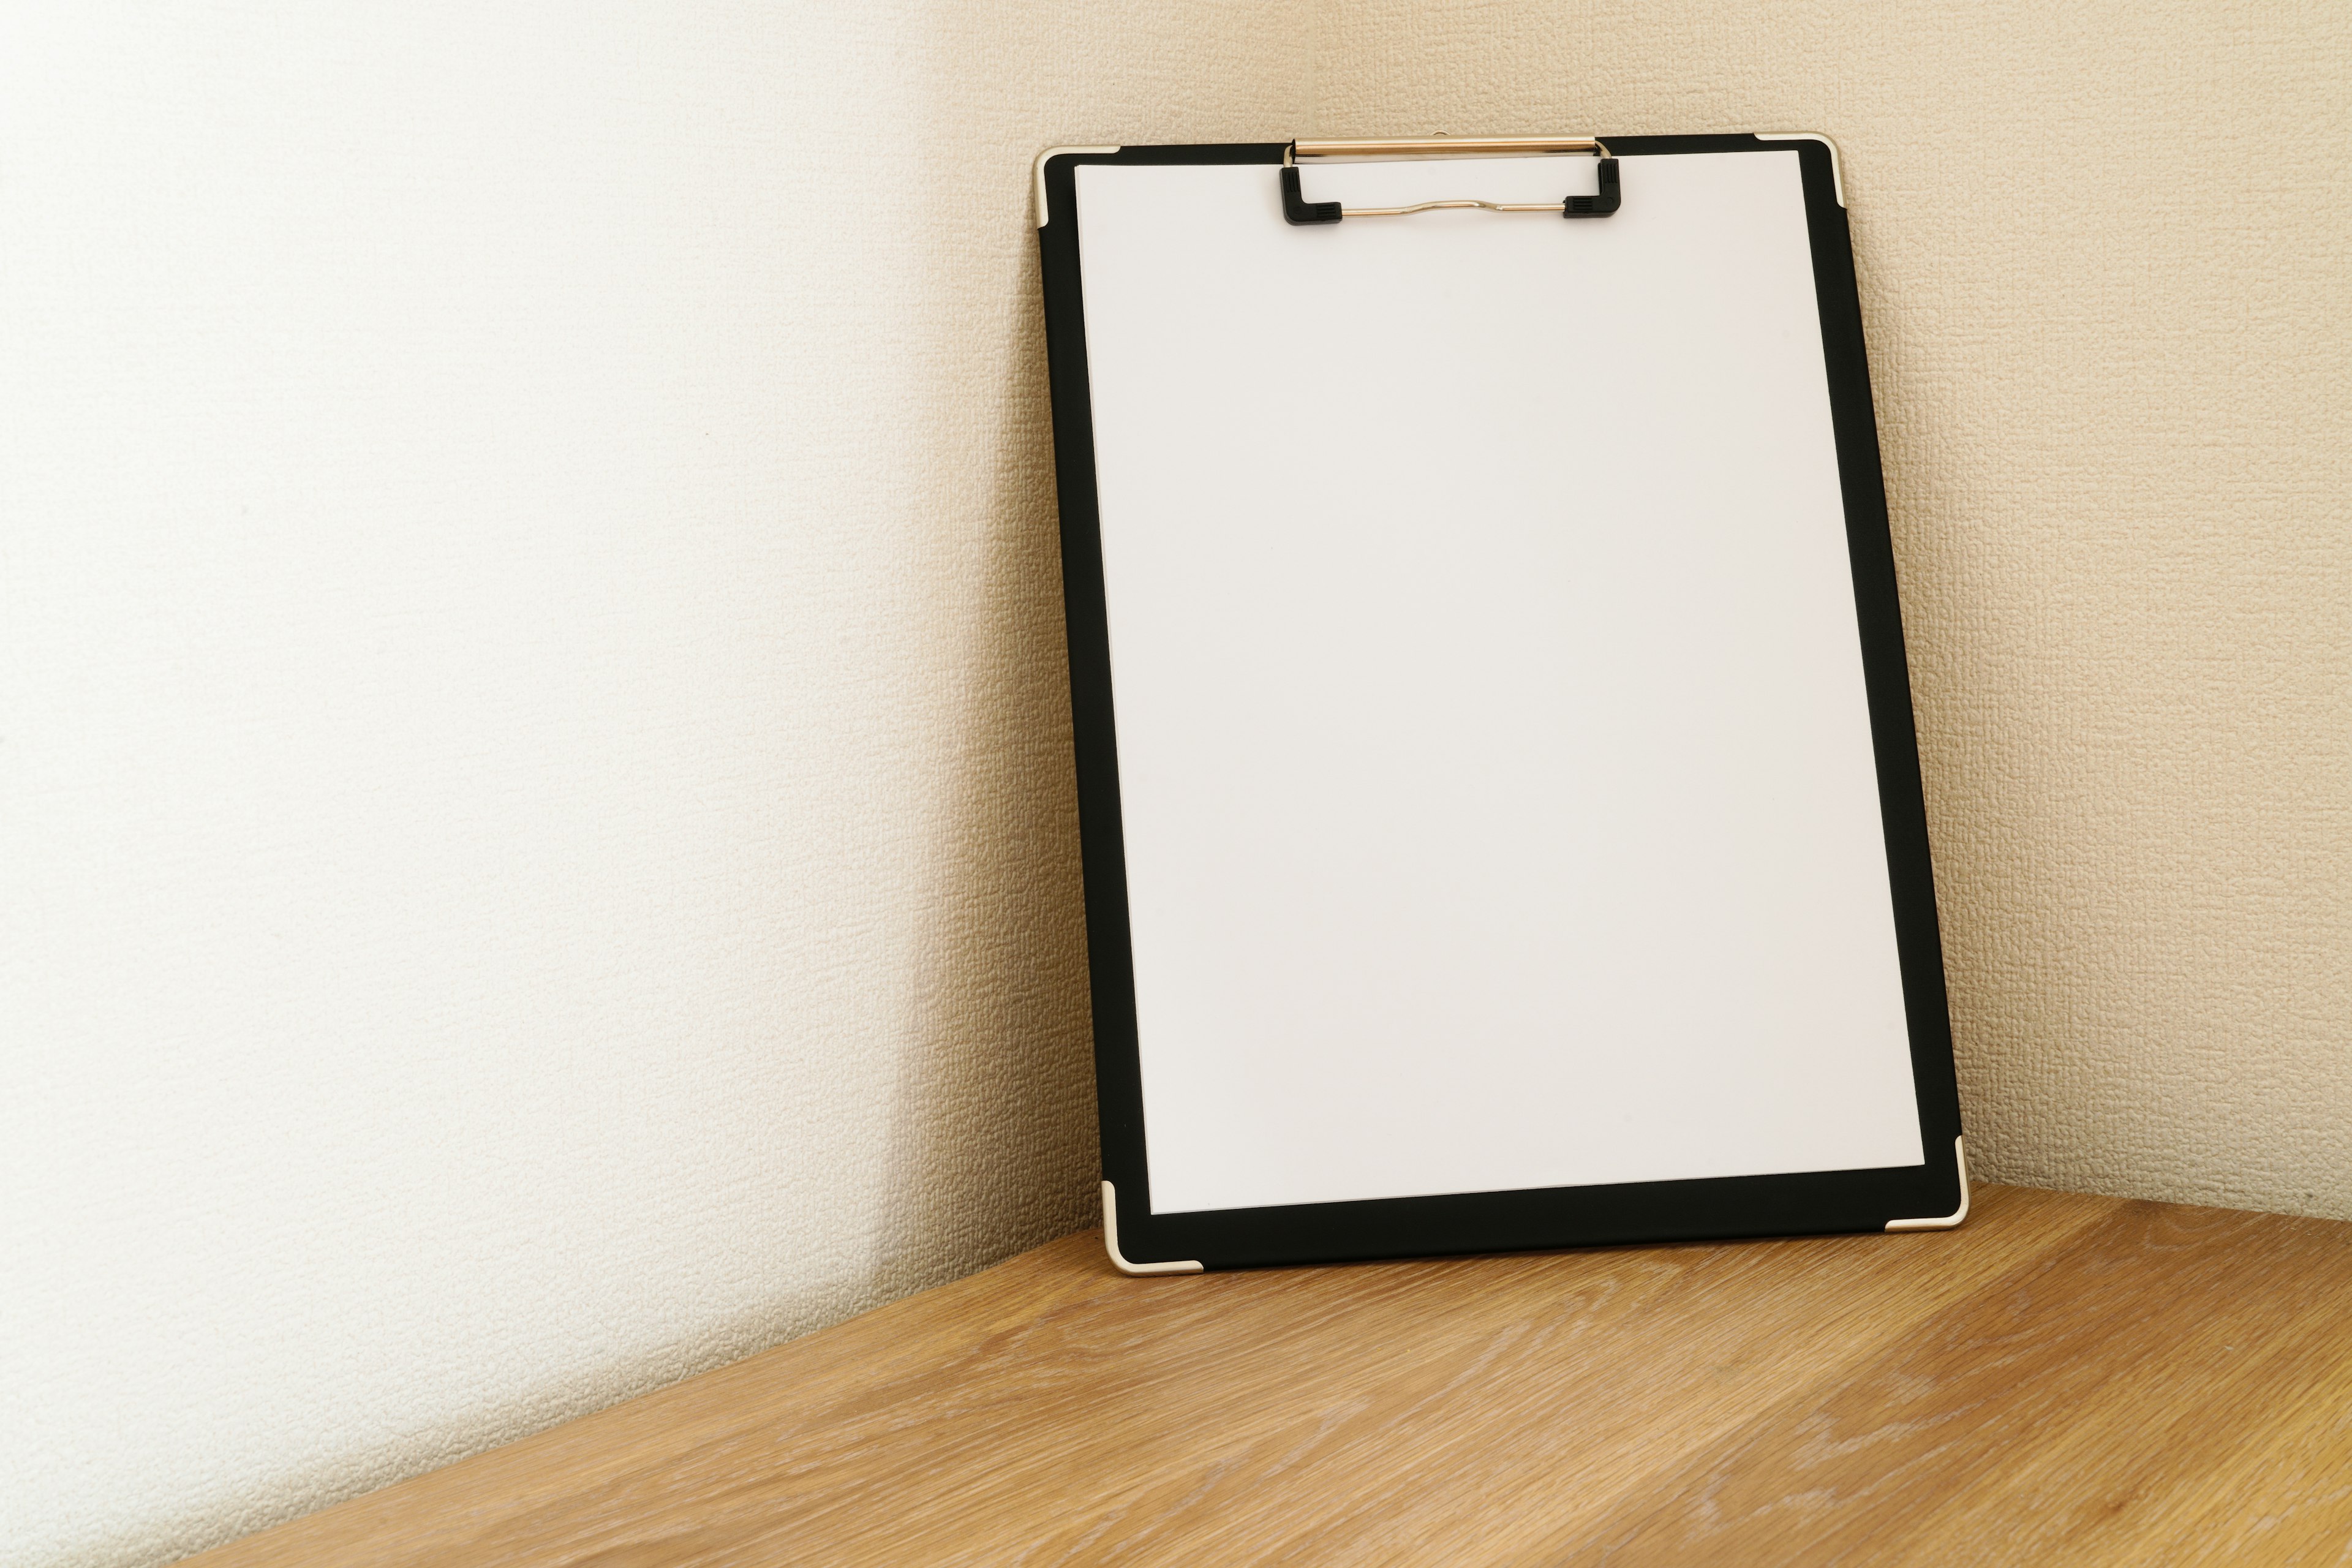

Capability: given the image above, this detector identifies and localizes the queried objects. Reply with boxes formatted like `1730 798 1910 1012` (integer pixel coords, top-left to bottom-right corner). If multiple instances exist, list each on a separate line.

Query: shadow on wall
831 0 1321 1321
876 225 1102 1305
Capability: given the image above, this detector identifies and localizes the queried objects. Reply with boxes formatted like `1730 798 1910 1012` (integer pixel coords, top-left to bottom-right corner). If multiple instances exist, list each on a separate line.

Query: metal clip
1281 138 1619 225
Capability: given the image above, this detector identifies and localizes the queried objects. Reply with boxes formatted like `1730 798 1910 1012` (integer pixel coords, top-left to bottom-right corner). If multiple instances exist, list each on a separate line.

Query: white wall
0 4 1306 1564
3 3 2346 1565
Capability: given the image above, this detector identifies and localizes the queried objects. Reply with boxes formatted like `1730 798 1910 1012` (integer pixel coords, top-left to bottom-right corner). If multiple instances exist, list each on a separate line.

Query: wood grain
187 1186 2352 1566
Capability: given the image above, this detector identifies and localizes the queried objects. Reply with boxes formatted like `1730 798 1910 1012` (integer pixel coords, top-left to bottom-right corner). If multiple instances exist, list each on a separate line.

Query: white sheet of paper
1073 151 1924 1215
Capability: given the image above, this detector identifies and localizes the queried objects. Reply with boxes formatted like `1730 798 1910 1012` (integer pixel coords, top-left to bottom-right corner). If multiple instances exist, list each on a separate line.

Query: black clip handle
1565 158 1621 218
1280 165 1342 225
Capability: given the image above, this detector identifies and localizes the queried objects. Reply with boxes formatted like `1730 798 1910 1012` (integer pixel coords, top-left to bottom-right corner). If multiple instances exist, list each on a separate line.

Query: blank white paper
1073 151 1924 1215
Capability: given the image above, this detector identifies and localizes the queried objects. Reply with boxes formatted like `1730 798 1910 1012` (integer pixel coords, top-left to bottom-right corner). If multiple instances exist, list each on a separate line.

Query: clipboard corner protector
1886 1137 1970 1232
1755 132 1844 206
1103 1180 1204 1275
1036 146 1122 228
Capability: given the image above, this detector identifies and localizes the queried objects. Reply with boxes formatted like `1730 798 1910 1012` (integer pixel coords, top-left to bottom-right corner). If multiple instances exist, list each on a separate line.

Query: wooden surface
192 1185 2352 1567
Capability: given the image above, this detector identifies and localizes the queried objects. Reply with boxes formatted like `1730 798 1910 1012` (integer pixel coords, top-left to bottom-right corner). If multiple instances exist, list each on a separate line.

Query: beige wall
1317 0 2352 1218
1 3 2343 1565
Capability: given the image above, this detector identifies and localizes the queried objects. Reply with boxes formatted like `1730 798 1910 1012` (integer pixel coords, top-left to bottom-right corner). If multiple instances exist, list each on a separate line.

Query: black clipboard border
1037 135 1965 1270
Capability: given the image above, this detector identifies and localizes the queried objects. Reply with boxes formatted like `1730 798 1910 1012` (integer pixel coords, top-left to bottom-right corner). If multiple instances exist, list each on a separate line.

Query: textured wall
0 4 1306 1564
1315 0 2352 1218
3 3 2346 1565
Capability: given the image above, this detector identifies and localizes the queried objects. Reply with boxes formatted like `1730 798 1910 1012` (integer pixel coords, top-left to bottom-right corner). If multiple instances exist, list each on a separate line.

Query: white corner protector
1756 132 1844 206
1035 146 1121 228
1102 1181 1203 1275
1886 1137 1970 1232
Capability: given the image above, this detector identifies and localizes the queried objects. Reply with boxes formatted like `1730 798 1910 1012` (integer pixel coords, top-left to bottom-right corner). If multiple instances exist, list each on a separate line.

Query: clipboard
1035 134 1967 1273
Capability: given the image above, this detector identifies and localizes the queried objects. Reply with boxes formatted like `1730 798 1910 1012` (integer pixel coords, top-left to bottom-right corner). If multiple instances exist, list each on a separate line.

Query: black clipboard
1036 134 1966 1273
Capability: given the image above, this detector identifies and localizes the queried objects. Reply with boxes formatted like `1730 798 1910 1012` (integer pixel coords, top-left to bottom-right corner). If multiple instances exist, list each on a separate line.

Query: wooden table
194 1185 2352 1566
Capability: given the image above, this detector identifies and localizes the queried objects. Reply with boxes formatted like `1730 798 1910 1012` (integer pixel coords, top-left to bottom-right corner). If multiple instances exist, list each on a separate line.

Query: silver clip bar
1281 137 1620 225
